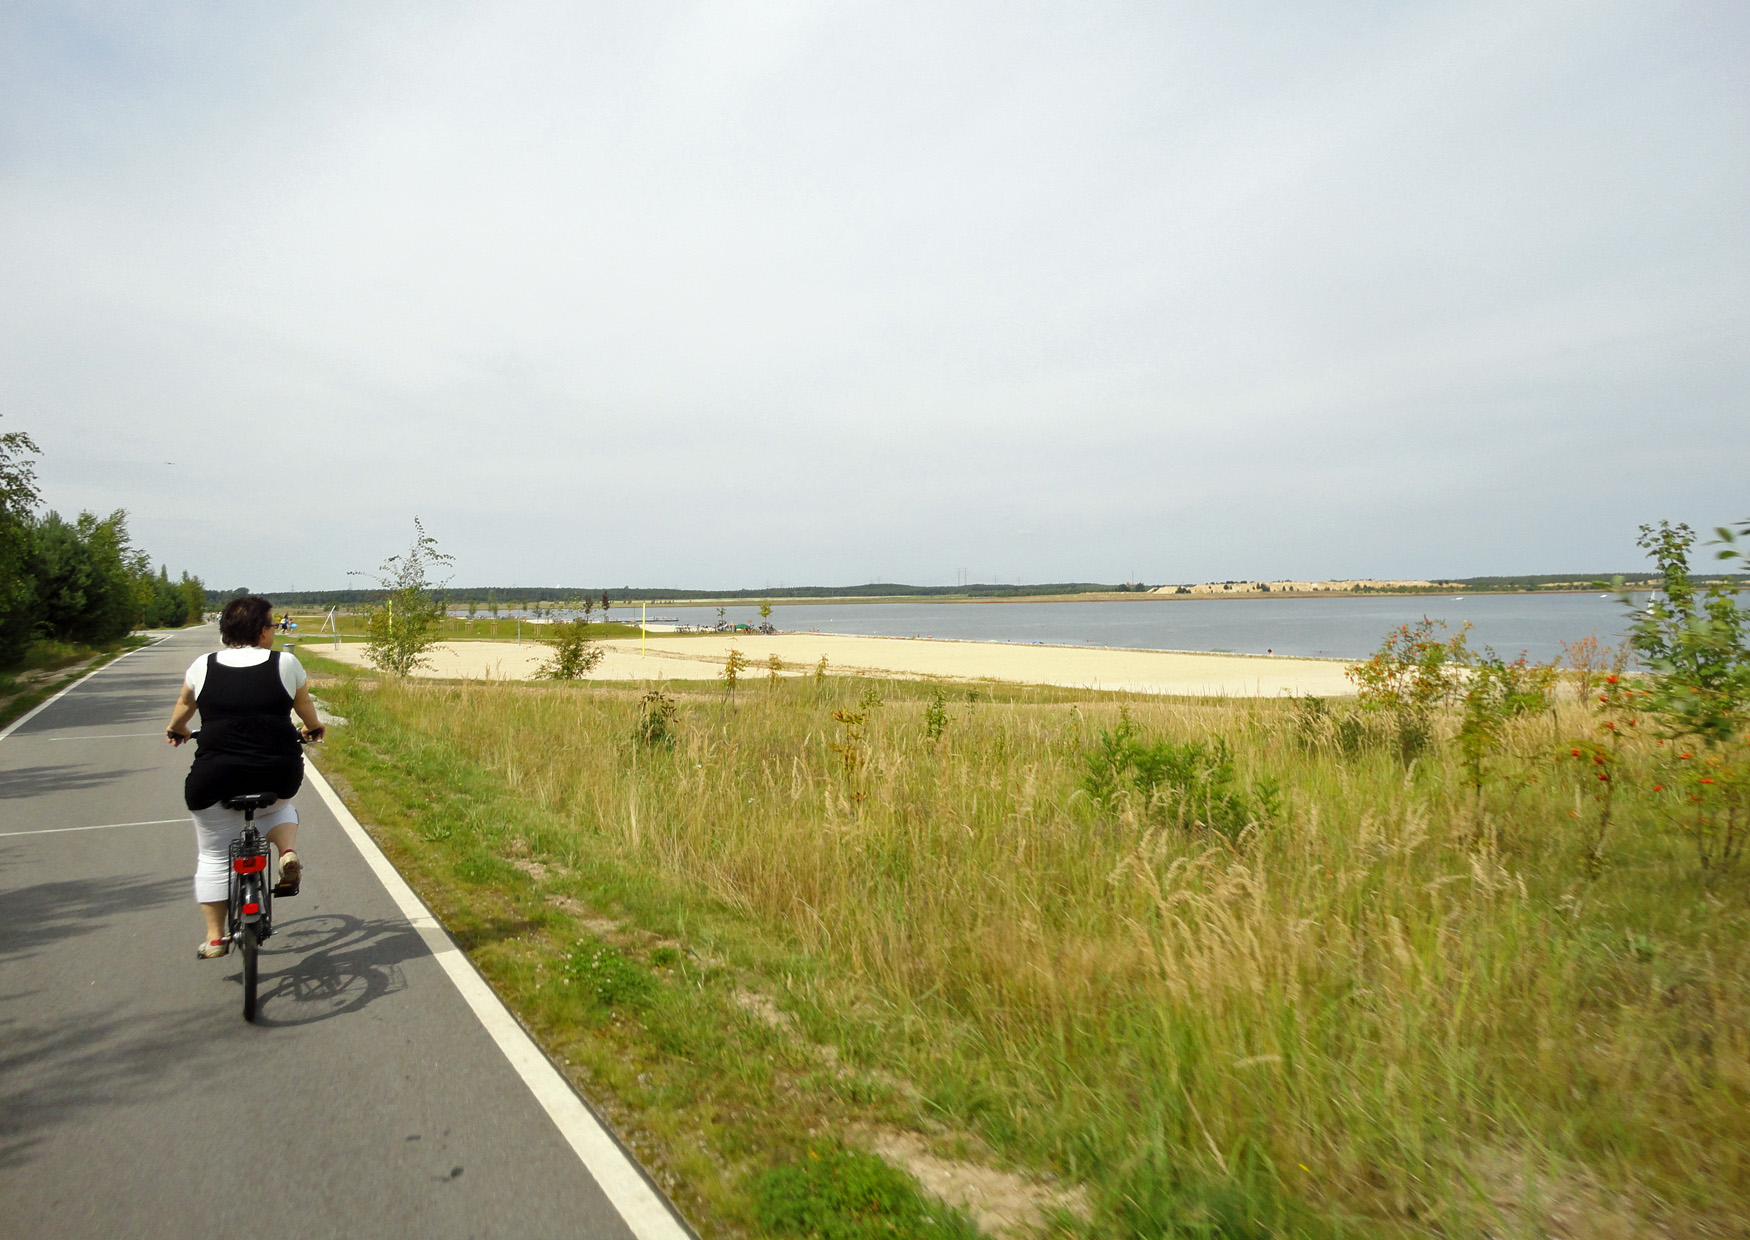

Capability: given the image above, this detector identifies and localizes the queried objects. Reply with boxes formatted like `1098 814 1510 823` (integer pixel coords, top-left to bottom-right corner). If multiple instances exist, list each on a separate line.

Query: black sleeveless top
183 651 304 811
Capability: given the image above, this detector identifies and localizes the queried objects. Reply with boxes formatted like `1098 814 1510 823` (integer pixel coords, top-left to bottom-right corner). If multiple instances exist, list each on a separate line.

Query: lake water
609 593 1688 662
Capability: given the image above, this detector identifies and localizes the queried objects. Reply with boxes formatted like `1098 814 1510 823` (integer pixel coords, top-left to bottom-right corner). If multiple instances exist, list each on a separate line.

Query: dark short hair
220 595 275 647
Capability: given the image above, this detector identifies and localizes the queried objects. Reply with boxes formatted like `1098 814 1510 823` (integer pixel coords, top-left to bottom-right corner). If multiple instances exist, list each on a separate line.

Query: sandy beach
312 632 1355 697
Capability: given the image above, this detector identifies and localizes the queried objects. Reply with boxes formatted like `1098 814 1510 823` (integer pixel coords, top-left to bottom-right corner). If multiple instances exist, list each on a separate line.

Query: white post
641 601 646 658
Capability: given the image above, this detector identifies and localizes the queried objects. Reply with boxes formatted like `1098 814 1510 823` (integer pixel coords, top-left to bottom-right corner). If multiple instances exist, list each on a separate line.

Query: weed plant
311 665 1750 1237
753 1144 980 1240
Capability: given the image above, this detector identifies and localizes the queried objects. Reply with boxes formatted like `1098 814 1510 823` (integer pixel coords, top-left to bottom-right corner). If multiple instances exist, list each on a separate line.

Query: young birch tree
354 518 454 676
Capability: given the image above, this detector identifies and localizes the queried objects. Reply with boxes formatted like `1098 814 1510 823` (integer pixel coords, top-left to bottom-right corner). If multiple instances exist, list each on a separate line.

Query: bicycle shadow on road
0 870 184 965
0 915 433 1169
239 913 427 1027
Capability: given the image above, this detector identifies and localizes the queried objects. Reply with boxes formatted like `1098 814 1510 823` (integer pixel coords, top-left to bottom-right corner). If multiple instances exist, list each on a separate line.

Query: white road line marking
305 764 692 1240
0 818 185 838
0 635 174 744
46 733 167 741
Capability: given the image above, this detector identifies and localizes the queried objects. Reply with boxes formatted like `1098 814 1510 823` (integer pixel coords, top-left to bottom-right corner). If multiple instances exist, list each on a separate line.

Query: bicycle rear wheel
240 922 260 1022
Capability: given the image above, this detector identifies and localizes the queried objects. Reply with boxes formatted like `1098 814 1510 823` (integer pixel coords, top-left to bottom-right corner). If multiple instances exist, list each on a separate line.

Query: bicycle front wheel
240 922 260 1022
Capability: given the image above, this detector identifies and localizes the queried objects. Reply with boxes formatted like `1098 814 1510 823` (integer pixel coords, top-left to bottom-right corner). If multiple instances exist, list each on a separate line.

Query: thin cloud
2 0 1745 589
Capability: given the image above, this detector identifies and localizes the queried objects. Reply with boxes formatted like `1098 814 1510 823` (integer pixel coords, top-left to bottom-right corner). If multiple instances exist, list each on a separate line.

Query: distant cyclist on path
165 595 324 958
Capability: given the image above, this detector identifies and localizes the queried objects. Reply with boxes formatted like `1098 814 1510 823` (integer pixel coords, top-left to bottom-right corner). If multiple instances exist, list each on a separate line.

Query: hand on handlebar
166 729 191 747
301 725 325 744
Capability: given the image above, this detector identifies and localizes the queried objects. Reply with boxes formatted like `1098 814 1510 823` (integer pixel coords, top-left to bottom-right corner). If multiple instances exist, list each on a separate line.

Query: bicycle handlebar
166 726 324 746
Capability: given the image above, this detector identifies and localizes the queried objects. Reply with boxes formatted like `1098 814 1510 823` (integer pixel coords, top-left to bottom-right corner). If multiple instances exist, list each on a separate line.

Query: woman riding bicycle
165 595 324 959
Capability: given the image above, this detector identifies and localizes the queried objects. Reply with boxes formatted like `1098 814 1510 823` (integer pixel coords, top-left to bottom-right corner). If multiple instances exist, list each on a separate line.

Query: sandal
273 849 302 898
197 938 229 959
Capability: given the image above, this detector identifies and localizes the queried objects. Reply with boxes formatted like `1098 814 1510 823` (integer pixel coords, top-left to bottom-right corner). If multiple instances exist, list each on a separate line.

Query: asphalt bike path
0 628 686 1239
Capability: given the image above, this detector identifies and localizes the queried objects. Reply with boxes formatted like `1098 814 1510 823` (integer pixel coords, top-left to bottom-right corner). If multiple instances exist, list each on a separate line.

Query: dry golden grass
335 670 1750 1237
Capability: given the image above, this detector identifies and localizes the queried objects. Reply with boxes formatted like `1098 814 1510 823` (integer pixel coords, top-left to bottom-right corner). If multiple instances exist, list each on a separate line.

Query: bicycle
172 723 320 1020
222 791 297 1021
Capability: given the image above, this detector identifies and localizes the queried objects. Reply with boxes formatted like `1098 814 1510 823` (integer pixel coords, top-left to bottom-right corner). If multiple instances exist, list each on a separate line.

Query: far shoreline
650 586 1662 608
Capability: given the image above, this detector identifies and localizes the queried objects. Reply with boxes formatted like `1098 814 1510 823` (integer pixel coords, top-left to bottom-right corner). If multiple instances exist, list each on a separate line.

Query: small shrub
1084 717 1277 839
1624 521 1750 875
538 620 604 680
923 688 949 745
636 687 678 748
1629 520 1750 746
1347 618 1471 762
1561 632 1622 702
1082 708 1140 801
830 710 868 791
1458 646 1559 789
1656 746 1748 874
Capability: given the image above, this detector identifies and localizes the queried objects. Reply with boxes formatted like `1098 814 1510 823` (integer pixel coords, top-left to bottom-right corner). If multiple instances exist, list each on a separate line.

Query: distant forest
223 582 1141 607
224 573 1750 609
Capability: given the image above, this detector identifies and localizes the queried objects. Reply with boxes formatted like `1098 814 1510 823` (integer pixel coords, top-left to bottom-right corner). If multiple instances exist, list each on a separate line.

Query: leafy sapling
723 647 748 704
636 687 678 747
924 687 949 745
537 621 604 680
352 518 455 677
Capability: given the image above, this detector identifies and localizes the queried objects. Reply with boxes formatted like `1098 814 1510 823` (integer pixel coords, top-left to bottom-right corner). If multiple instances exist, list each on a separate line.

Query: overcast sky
2 1 1745 591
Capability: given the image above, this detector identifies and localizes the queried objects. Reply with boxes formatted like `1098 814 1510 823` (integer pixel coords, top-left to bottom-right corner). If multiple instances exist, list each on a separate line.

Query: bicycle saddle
220 792 280 812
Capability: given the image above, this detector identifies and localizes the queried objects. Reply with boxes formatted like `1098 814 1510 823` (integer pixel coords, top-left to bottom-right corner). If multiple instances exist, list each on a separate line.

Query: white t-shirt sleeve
185 655 209 696
279 653 307 698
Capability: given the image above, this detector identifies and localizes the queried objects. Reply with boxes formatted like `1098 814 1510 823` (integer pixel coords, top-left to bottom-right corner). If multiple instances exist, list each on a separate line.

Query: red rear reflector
232 856 267 874
242 902 260 915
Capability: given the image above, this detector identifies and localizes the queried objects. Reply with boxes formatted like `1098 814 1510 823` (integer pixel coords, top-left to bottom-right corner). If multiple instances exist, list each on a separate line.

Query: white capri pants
191 802 300 903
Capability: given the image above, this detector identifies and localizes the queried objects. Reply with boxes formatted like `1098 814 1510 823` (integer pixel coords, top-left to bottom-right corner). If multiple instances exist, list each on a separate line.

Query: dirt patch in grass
865 1129 1090 1239
733 988 800 1035
542 895 621 938
1468 1148 1673 1240
725 991 1069 1231
512 857 571 884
